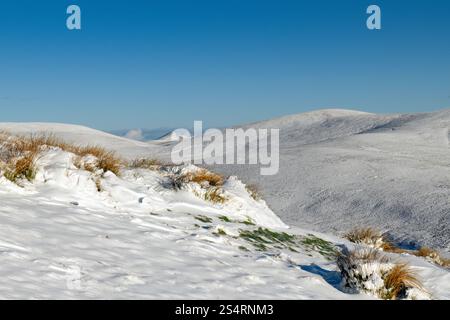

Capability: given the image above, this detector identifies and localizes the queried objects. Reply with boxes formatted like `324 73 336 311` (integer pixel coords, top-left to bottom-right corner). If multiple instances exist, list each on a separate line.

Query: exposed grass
338 247 389 265
194 215 213 223
344 227 449 268
214 228 227 236
413 247 450 268
128 158 164 170
0 133 122 181
382 264 423 300
73 146 122 176
218 215 232 223
239 227 297 251
204 187 227 204
163 168 228 204
344 227 393 250
94 178 102 192
0 133 41 183
337 247 426 299
245 184 261 201
188 169 224 187
240 217 255 226
301 234 338 260
2 152 37 183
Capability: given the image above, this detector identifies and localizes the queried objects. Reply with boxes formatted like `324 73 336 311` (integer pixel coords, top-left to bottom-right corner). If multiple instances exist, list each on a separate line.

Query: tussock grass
344 227 449 268
0 133 42 183
204 187 227 204
2 152 38 183
239 227 297 251
0 132 122 182
338 247 389 265
128 158 164 170
383 264 422 300
337 247 426 299
195 215 213 223
413 247 450 268
184 169 224 187
344 227 392 249
214 228 227 236
163 168 228 204
240 217 255 226
218 215 232 223
301 234 338 260
72 146 122 176
245 184 261 201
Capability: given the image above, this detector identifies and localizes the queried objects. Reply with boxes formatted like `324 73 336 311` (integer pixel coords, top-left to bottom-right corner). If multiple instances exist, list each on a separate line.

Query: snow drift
0 132 448 299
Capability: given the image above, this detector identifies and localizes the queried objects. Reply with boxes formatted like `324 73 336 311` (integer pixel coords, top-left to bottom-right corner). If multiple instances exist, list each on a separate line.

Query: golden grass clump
344 227 449 268
245 184 261 201
129 158 163 169
2 152 37 183
181 169 224 188
338 247 390 265
337 247 427 299
414 247 450 267
163 168 227 204
344 227 389 248
383 264 423 300
204 187 227 204
74 146 122 176
0 133 43 182
0 133 123 183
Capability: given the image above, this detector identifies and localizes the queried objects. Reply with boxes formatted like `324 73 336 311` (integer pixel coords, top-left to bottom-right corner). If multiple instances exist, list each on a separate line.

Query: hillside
205 109 450 253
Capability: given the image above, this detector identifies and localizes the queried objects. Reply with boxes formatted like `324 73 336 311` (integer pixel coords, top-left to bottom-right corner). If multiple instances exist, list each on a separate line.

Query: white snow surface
205 109 450 252
1 109 450 299
0 146 448 299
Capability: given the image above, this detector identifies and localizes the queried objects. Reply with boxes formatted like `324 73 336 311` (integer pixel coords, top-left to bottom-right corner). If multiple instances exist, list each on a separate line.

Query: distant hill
109 128 174 141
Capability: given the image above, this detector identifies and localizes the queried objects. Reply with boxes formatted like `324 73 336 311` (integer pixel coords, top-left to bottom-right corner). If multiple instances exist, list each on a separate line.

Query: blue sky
0 0 449 130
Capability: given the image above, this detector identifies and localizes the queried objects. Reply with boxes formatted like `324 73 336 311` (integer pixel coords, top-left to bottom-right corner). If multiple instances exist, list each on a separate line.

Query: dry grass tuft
383 264 422 300
204 187 227 204
0 132 123 185
162 168 228 204
344 227 449 268
2 152 38 183
413 247 450 267
338 247 390 265
344 227 390 248
415 247 438 258
185 169 224 187
245 184 261 201
337 247 427 299
129 158 163 170
75 146 122 176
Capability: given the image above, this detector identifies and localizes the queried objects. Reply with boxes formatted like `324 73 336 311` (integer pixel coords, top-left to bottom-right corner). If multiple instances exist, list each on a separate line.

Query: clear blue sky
0 0 449 130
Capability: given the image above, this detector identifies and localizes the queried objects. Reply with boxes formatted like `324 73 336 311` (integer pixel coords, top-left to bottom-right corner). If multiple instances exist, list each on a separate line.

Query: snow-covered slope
109 128 174 142
0 123 157 159
2 108 450 254
0 146 448 299
205 109 450 253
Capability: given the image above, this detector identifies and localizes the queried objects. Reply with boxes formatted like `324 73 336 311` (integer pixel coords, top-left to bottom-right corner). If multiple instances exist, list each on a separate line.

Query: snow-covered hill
109 128 174 142
1 109 450 299
0 142 448 299
205 109 450 253
0 122 157 159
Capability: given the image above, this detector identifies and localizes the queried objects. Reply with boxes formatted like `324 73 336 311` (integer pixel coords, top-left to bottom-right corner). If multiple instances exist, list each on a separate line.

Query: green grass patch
239 227 297 251
213 228 227 236
300 234 337 260
195 215 213 223
219 215 232 223
240 217 255 226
